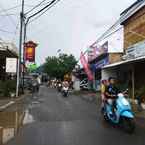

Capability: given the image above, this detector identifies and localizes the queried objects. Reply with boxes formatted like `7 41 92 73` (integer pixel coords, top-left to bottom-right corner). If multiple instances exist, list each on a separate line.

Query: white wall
102 68 117 80
98 27 124 53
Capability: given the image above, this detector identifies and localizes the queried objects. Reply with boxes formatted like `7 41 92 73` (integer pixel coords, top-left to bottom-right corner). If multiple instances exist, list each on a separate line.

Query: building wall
123 5 145 48
102 68 117 80
109 53 122 64
134 61 145 90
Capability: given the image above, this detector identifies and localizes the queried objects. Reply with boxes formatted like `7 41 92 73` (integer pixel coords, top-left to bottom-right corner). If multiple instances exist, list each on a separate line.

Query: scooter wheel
121 117 135 134
103 113 109 122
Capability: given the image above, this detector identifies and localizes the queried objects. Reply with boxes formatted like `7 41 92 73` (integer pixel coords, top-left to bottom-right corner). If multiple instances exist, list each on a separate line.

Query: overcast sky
0 0 136 65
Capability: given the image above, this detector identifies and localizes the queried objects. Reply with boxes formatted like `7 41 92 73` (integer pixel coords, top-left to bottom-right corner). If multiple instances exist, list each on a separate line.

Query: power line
0 28 14 34
0 4 17 26
25 0 48 15
26 0 56 22
95 18 121 43
25 2 52 7
23 0 57 42
0 5 21 14
23 0 60 43
29 0 61 23
12 22 20 42
0 13 18 16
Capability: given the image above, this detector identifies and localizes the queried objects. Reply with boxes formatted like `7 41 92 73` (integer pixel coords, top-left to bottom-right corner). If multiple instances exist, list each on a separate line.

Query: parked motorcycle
102 93 135 133
62 86 69 97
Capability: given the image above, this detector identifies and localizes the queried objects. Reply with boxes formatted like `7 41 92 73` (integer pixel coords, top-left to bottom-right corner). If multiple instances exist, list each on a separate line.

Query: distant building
0 41 18 80
102 0 145 99
88 22 124 90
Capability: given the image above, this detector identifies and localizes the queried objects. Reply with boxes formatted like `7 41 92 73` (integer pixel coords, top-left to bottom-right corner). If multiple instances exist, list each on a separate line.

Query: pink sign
80 52 94 81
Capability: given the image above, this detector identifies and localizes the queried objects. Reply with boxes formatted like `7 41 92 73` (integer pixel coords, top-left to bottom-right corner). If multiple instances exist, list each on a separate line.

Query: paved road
3 86 145 145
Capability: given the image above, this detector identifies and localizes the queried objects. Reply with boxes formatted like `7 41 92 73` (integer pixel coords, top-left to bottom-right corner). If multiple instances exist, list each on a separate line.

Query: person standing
101 80 108 108
37 75 41 92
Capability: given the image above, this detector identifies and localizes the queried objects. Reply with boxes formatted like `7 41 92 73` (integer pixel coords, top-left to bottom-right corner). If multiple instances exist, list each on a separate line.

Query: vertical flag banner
80 52 93 81
24 41 37 62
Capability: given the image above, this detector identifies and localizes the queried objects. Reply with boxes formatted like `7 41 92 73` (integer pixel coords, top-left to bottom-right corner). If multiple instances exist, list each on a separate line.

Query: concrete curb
0 101 15 111
0 92 29 111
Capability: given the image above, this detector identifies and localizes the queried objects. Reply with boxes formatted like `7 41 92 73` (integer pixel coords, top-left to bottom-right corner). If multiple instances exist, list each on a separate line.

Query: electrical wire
0 5 21 14
29 0 61 24
25 0 48 15
26 0 56 22
24 0 60 42
0 28 14 34
0 13 18 16
25 2 52 7
0 4 17 26
12 22 20 42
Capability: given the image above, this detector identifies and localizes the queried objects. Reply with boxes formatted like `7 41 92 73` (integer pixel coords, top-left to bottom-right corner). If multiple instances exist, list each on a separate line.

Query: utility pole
16 0 24 97
18 0 60 95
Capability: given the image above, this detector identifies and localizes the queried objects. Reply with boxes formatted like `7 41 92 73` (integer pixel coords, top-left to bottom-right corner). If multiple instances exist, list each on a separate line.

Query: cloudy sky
0 0 136 65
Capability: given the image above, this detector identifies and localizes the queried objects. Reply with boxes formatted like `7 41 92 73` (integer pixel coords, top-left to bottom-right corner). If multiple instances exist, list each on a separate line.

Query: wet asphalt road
4 86 145 145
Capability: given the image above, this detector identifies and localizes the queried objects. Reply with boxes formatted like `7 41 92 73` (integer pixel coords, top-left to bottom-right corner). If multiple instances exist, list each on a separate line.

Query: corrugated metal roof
103 56 145 69
0 42 18 54
120 0 145 24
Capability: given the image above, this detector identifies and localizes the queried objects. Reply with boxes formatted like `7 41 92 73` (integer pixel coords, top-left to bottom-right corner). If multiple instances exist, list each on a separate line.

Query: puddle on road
23 110 35 125
0 110 35 144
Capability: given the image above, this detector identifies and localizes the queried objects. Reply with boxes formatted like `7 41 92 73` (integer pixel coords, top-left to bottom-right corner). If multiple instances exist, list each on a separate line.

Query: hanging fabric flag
80 52 94 81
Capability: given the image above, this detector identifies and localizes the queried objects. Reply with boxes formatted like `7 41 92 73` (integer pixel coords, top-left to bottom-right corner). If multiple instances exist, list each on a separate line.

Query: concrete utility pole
16 0 24 97
16 0 60 96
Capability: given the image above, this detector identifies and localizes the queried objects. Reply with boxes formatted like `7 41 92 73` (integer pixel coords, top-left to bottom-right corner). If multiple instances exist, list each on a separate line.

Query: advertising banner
88 26 124 62
98 27 124 53
95 56 109 69
24 41 37 62
88 41 108 62
80 52 93 81
6 58 17 73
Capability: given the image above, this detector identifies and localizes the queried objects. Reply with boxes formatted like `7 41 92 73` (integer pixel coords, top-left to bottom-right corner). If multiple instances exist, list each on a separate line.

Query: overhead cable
25 0 48 15
0 5 21 14
0 4 17 26
0 28 14 34
29 0 61 23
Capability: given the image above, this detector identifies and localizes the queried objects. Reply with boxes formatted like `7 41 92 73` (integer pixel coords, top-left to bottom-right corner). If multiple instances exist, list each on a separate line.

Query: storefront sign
88 41 108 62
126 40 145 59
24 41 37 62
6 58 17 73
98 27 124 53
95 57 109 69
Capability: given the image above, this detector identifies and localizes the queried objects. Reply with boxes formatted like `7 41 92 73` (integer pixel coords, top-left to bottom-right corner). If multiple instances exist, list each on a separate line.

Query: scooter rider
62 79 69 88
105 77 119 116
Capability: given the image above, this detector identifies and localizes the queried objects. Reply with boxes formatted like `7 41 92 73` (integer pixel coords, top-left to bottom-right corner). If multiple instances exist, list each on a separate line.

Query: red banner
80 52 93 81
24 41 37 62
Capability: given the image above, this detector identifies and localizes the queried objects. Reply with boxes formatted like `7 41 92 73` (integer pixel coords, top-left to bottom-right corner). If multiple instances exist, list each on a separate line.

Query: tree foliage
44 54 77 79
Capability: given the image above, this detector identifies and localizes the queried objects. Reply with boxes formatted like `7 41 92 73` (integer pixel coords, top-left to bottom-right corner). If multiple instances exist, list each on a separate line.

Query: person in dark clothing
105 77 119 116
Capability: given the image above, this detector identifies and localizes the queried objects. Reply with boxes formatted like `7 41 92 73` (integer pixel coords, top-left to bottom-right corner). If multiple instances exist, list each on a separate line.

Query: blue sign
95 57 109 69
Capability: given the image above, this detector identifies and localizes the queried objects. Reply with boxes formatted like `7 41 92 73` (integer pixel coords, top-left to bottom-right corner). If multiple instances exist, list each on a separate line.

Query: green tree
27 63 38 72
44 54 77 79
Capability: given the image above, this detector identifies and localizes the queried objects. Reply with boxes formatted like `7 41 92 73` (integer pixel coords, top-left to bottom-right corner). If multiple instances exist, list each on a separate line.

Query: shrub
0 80 16 97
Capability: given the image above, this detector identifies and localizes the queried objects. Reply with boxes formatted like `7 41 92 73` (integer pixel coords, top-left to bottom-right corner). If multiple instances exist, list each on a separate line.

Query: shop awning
0 42 18 58
103 56 145 69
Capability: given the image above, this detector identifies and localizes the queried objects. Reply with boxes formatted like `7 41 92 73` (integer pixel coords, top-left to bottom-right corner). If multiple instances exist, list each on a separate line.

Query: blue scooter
102 93 135 133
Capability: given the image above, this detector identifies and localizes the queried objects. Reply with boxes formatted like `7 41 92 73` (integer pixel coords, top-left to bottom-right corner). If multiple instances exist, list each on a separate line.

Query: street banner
88 41 108 62
80 52 93 81
24 41 37 62
6 58 17 73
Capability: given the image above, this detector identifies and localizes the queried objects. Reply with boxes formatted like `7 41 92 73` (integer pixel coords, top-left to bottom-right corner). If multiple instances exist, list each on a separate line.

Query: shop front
102 40 145 100
0 45 17 80
91 54 109 90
